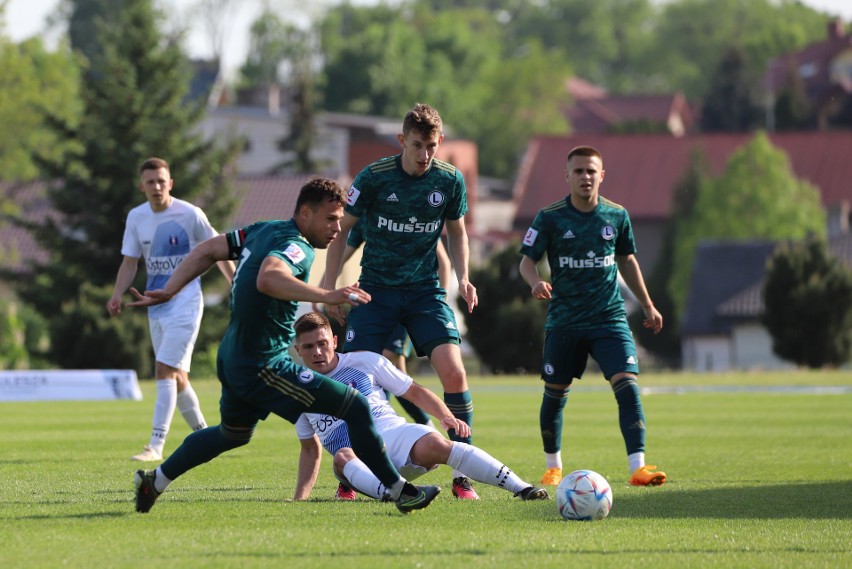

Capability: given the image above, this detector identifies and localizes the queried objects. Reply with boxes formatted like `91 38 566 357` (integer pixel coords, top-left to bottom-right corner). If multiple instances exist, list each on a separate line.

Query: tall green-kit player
322 103 481 500
128 178 441 514
519 146 666 487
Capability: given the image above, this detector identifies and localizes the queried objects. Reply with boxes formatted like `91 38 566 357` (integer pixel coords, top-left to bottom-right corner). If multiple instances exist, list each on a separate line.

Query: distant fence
0 370 142 402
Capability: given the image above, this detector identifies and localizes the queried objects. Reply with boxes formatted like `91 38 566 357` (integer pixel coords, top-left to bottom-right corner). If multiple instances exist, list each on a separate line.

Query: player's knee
609 373 636 389
219 422 255 448
438 365 467 392
413 433 452 467
333 448 356 472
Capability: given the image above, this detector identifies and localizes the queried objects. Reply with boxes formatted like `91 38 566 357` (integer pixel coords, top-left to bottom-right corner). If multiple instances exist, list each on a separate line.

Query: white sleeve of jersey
294 414 316 440
370 353 414 397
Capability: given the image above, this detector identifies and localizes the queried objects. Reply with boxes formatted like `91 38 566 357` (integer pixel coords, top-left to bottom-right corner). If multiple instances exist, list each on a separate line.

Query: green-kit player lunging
519 145 667 488
128 178 441 514
322 103 480 500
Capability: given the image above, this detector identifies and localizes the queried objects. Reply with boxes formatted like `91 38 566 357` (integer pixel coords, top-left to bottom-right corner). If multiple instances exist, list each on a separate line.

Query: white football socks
153 467 171 494
545 451 563 470
342 458 386 499
628 452 645 474
448 442 529 494
176 383 207 431
149 379 177 453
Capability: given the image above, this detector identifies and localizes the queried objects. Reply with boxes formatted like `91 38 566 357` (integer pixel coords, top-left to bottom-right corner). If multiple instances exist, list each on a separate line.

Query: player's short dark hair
566 146 602 164
402 103 442 138
293 177 346 216
294 311 333 339
139 157 170 175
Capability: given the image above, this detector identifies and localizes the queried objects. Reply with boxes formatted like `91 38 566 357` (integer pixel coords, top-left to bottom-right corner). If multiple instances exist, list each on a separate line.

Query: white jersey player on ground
107 157 234 462
291 312 549 502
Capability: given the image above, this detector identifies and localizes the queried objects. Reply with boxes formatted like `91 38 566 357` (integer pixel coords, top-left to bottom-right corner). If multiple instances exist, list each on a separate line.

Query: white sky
4 0 852 77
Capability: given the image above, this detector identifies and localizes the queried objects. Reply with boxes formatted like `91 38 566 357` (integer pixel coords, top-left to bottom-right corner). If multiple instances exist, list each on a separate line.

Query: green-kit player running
128 178 441 514
519 145 667 488
322 103 480 500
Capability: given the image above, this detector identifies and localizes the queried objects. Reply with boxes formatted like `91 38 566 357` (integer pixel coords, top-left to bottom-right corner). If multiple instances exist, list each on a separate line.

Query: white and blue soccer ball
556 469 613 521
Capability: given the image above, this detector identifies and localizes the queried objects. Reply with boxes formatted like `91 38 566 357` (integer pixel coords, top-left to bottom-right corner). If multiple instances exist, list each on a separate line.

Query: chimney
827 18 845 40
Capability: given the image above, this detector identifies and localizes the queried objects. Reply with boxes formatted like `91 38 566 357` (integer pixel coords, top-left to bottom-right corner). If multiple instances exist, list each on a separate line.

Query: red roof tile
513 132 852 228
228 174 317 230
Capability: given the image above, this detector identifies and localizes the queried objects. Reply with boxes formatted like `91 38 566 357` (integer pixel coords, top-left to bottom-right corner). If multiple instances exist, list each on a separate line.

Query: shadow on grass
611 480 852 520
11 511 127 521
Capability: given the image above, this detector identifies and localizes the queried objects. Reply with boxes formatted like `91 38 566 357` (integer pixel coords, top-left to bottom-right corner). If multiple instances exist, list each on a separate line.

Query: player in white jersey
107 157 234 462
290 312 549 502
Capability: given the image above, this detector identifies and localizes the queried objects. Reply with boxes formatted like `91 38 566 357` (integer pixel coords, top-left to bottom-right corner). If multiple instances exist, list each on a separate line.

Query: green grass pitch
1 371 850 568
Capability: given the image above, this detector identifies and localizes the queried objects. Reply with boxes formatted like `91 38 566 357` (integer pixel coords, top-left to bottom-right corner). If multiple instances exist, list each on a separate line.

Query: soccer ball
556 469 613 521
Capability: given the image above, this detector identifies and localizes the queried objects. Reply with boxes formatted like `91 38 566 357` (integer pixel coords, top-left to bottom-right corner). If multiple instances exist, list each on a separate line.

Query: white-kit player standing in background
107 157 234 462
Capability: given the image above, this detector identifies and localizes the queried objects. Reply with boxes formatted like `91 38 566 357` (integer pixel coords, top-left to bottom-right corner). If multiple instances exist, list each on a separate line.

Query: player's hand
106 297 122 317
126 287 173 308
531 281 552 300
458 279 478 313
439 417 470 439
642 303 663 335
324 284 370 324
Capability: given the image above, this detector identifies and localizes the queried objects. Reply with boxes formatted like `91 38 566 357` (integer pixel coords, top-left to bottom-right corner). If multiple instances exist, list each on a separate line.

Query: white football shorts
381 422 440 481
148 306 203 372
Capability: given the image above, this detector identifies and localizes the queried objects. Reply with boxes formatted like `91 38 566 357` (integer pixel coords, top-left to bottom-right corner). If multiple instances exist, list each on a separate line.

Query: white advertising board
0 370 143 402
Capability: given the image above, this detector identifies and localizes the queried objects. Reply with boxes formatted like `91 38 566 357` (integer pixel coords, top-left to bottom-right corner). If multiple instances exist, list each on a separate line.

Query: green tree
630 151 709 364
467 40 570 178
319 3 426 117
647 0 828 99
8 0 241 371
669 132 826 316
0 34 80 181
700 46 763 132
762 239 852 368
239 7 293 87
772 60 813 131
509 0 657 94
318 3 572 177
459 242 548 374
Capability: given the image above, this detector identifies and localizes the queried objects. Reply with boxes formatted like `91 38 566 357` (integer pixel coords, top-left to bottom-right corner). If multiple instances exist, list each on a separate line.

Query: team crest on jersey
428 191 444 207
544 363 554 376
298 370 314 384
601 225 615 241
283 243 305 264
347 185 361 206
346 329 355 343
523 227 538 246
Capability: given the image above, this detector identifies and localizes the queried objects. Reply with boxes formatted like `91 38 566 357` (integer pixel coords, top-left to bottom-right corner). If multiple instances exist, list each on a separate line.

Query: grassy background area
1 371 850 568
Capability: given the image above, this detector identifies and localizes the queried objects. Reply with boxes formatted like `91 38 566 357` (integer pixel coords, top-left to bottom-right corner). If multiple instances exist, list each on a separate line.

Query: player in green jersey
127 178 441 514
519 146 667 488
321 103 481 500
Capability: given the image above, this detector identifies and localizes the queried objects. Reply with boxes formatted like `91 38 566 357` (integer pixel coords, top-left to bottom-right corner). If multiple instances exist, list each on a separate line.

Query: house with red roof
565 76 695 137
764 18 852 130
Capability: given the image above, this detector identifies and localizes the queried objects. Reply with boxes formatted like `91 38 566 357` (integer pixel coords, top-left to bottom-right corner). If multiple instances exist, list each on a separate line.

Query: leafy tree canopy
762 239 852 368
669 132 826 317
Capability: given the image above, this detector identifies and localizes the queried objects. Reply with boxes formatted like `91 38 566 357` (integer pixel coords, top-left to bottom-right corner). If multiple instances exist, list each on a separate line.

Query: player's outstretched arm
400 382 470 439
519 255 552 300
322 213 359 323
127 235 229 307
617 254 662 334
257 256 370 306
106 256 139 316
293 435 323 501
446 217 478 313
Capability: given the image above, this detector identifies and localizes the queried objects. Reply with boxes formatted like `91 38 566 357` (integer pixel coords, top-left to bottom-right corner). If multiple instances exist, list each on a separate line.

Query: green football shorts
344 284 460 357
541 321 639 385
